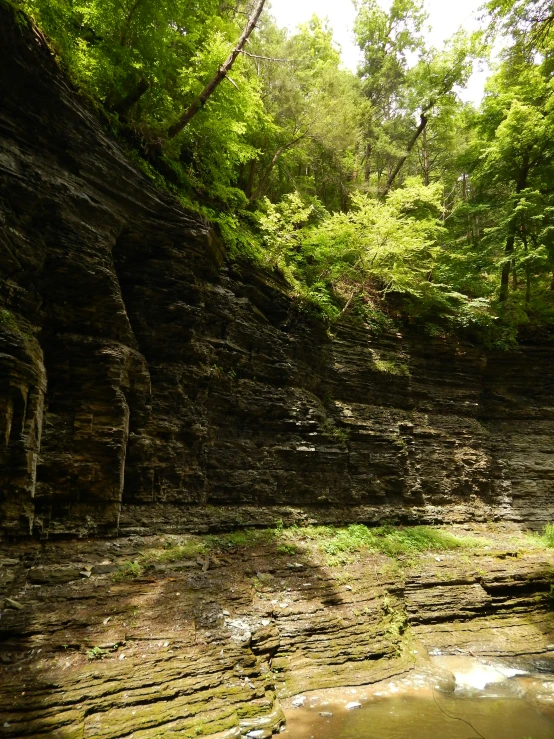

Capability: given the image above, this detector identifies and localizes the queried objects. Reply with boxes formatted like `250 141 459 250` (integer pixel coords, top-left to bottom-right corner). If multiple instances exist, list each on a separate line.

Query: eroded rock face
1 4 554 539
0 529 553 738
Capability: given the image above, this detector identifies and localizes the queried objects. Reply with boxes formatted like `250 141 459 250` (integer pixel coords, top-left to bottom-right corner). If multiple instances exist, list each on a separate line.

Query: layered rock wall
1 4 553 539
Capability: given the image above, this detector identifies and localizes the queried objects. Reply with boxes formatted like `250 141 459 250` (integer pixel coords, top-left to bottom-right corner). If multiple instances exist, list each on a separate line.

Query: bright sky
268 0 489 104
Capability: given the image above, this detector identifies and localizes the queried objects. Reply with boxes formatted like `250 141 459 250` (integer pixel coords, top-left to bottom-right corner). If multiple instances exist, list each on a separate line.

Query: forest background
16 0 554 347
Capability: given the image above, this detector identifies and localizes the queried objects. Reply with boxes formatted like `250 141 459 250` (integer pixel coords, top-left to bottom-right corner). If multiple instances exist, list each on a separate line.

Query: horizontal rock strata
1 4 554 538
0 528 553 737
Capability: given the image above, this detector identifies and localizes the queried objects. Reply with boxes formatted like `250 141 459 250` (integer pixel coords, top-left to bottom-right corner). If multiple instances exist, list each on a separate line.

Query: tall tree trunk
520 224 532 305
499 155 530 302
381 112 428 197
167 0 266 139
110 78 149 116
364 143 372 183
244 159 256 200
422 125 430 186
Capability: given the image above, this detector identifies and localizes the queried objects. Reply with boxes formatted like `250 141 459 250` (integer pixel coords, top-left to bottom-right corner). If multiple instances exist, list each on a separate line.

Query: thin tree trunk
249 134 306 202
381 112 428 197
244 159 256 200
422 125 430 186
167 0 266 139
110 78 149 116
499 155 530 302
520 224 531 305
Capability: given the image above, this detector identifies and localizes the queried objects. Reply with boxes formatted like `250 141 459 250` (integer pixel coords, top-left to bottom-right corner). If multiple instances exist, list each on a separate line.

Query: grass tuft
205 528 276 550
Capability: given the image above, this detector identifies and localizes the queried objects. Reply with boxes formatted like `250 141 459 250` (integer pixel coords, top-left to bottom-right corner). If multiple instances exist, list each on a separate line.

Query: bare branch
239 49 292 63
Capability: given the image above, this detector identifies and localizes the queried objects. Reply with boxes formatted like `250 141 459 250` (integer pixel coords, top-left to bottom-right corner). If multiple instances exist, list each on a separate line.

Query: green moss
282 523 482 559
205 528 276 550
372 358 410 377
143 540 207 564
112 561 143 581
0 308 33 339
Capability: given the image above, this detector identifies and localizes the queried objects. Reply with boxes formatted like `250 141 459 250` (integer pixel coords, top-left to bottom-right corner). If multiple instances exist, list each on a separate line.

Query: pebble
319 711 333 717
346 701 362 710
292 696 306 707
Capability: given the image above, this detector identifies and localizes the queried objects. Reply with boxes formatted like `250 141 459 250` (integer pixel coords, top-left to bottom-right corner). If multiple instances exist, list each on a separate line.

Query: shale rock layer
1 4 554 538
0 529 553 738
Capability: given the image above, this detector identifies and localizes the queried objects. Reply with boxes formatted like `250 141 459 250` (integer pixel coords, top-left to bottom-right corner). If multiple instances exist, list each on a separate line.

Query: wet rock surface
0 526 552 737
1 4 554 540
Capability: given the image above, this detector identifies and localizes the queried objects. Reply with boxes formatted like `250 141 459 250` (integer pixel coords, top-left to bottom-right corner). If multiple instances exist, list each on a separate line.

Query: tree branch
239 49 291 63
381 110 430 197
248 133 309 202
167 0 267 139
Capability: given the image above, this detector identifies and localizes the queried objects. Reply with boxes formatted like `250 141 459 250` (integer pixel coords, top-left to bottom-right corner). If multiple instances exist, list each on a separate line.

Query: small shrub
321 418 350 443
112 561 143 582
86 646 105 661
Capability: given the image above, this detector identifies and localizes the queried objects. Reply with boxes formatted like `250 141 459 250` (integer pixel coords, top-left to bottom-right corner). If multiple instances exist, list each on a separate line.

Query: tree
245 15 363 209
167 0 267 138
381 31 481 195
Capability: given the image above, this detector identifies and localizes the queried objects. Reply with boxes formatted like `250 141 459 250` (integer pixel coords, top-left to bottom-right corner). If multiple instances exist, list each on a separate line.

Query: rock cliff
1 9 554 739
1 3 554 540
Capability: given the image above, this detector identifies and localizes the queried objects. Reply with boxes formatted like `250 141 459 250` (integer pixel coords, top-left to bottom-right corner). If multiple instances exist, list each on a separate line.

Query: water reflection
282 655 554 739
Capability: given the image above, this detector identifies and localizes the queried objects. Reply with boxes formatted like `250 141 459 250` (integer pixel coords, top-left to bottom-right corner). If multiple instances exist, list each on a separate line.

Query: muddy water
282 655 554 739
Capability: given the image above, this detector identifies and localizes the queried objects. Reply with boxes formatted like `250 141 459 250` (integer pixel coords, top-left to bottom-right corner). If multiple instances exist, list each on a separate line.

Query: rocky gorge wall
1 3 554 540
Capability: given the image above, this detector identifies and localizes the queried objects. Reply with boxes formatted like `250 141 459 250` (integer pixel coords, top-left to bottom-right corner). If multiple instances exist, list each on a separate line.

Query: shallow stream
281 654 554 739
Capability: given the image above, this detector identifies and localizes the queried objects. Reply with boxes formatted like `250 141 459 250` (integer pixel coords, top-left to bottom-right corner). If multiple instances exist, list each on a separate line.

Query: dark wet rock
90 564 117 575
28 567 82 584
1 5 554 541
0 531 552 739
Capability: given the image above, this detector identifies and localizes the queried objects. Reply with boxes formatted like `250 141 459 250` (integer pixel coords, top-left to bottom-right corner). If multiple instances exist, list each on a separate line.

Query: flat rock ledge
0 525 553 738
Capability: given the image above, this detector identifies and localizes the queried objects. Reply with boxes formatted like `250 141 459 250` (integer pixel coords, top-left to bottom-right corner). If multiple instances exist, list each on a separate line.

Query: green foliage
86 645 105 660
536 523 554 548
16 0 554 343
